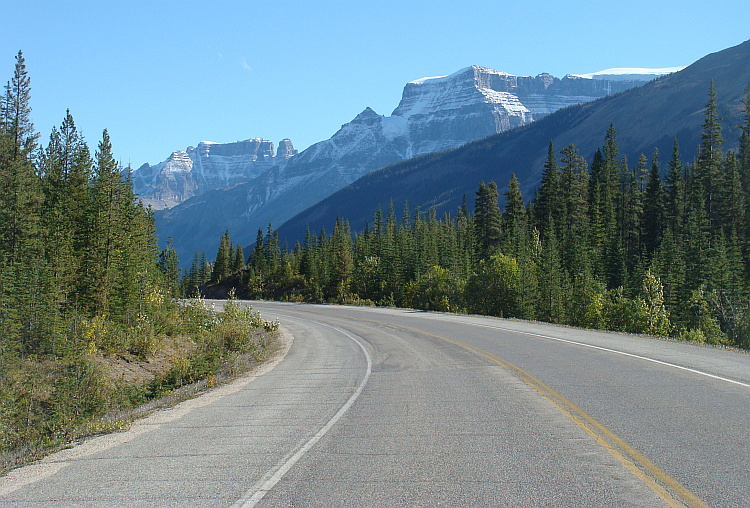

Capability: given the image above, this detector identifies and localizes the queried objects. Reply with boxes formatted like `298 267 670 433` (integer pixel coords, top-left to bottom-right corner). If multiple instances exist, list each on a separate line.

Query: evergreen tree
619 156 642 275
0 50 40 265
642 149 664 259
534 141 559 236
328 217 353 298
212 230 231 282
199 250 209 286
558 144 589 275
501 173 526 257
474 181 501 259
696 81 725 232
87 129 123 315
159 237 181 297
233 243 246 272
683 180 710 293
664 138 684 233
251 227 265 272
720 151 744 236
536 218 568 323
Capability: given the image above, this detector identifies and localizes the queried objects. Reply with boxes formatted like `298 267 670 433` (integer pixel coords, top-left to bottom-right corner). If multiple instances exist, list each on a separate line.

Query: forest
195 81 750 350
0 51 275 461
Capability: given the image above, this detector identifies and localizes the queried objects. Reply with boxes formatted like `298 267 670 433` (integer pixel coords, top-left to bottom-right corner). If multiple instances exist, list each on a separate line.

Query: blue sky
4 1 749 168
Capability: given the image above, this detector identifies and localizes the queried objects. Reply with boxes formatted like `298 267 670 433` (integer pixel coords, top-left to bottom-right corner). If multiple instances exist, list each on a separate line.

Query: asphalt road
1 301 748 507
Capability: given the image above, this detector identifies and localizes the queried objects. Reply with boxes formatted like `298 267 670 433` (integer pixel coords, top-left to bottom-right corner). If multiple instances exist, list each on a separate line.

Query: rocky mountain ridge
132 138 297 210
144 65 677 261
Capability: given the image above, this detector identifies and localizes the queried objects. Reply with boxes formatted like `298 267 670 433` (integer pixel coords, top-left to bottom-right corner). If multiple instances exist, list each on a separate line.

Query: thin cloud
240 57 251 71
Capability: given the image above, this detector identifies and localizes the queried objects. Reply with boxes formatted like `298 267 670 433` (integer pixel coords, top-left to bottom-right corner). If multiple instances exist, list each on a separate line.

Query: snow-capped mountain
147 65 677 261
132 138 297 209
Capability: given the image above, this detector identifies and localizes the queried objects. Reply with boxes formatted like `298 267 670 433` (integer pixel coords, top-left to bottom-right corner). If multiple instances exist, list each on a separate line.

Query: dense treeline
0 51 183 454
212 81 750 349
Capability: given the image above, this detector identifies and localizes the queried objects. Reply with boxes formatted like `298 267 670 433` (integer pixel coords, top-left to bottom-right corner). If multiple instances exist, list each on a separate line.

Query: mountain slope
153 66 666 261
276 39 750 246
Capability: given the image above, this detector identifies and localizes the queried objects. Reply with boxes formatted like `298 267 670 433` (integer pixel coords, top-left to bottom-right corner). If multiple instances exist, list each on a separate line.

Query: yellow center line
294 307 710 508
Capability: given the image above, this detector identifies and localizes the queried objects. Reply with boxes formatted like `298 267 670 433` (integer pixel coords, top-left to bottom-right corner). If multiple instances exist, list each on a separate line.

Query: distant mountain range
138 66 678 261
276 39 750 247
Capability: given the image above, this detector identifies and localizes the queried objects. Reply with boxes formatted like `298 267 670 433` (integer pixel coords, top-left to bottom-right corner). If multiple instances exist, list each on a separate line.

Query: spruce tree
159 237 181 297
212 230 230 282
87 129 124 315
696 81 725 232
252 227 265 272
642 149 664 259
664 138 684 233
720 151 744 236
0 50 41 265
233 243 246 272
535 141 559 236
558 144 589 275
502 173 526 257
474 181 501 259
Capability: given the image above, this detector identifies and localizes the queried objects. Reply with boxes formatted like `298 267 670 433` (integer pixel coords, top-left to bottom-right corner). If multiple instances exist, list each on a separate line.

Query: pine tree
683 179 710 293
474 181 502 259
696 81 725 233
212 230 231 282
0 50 41 265
664 138 684 233
87 129 123 315
619 156 642 275
720 151 744 236
159 237 181 297
3 51 37 161
534 141 559 235
233 243 246 272
642 149 664 259
328 216 353 298
251 227 265 272
199 250 210 286
502 173 526 257
536 217 567 323
558 144 589 275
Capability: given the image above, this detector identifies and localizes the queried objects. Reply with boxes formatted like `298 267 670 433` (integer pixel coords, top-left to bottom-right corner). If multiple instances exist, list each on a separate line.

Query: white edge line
472 322 750 388
232 322 372 508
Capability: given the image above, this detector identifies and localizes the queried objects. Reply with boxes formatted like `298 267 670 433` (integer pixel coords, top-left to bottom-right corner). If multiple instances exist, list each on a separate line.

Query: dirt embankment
93 336 197 385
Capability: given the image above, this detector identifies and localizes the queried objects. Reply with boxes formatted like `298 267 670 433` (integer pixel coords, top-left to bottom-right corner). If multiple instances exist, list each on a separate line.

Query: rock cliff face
144 65 675 261
132 138 294 209
388 66 644 158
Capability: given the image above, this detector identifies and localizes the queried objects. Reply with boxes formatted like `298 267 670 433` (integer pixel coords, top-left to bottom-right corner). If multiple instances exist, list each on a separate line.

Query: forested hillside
205 81 750 349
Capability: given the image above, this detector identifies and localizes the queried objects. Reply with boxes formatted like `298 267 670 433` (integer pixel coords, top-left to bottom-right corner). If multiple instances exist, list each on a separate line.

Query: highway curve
1 301 748 507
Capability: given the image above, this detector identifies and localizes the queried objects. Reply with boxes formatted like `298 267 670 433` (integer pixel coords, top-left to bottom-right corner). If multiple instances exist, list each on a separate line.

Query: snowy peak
132 137 296 209
387 64 670 158
570 67 685 81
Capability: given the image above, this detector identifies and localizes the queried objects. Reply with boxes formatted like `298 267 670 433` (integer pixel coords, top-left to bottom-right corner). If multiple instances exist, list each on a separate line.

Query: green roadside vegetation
0 52 279 472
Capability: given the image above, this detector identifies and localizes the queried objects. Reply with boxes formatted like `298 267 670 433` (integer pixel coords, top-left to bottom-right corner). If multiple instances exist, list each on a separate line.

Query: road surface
1 301 748 507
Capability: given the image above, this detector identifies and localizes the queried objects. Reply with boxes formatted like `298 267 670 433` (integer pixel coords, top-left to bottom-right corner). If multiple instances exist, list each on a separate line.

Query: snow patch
571 67 685 80
381 115 408 140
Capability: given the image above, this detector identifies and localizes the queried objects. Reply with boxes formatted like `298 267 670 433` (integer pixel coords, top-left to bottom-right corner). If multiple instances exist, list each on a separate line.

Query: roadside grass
0 297 279 475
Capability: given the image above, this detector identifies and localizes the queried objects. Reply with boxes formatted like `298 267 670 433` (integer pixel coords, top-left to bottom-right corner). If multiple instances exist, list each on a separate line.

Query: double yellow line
425 327 709 508
307 308 709 508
